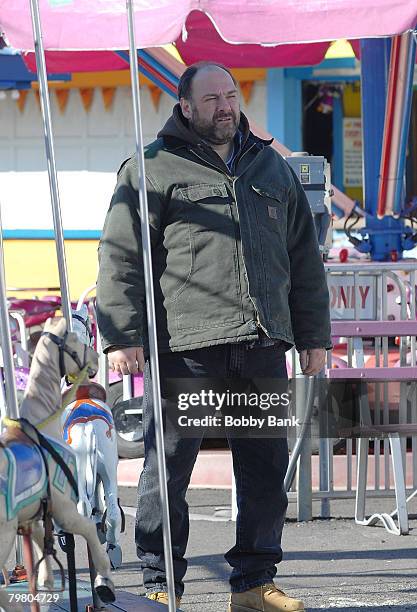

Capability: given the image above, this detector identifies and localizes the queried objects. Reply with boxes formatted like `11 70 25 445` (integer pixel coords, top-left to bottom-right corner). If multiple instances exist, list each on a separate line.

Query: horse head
42 317 98 380
71 304 94 349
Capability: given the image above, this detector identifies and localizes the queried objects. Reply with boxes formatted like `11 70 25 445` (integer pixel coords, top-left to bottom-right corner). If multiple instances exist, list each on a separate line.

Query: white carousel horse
0 317 116 612
62 305 123 568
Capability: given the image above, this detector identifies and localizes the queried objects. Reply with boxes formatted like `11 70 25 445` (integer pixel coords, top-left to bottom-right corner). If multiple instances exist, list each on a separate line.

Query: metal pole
125 2 176 610
284 376 315 492
392 30 416 216
0 369 6 426
0 204 24 566
0 204 19 420
294 355 312 522
28 0 73 329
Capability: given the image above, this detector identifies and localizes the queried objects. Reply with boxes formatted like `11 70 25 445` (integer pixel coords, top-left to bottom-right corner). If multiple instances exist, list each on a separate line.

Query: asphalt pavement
4 488 417 611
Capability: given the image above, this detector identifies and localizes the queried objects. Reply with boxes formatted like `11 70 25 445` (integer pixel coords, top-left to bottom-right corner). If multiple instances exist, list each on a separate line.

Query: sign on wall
343 118 363 188
328 275 376 320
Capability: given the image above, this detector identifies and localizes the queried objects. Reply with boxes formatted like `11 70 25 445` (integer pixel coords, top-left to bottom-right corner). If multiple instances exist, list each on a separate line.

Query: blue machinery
353 34 417 261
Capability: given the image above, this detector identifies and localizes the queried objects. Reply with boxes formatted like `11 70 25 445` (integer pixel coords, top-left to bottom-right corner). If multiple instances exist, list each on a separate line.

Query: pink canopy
1 1 416 52
175 11 361 68
21 17 360 75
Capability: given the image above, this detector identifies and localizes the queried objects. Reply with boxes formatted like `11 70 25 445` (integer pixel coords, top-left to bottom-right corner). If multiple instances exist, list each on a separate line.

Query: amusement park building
1 48 416 297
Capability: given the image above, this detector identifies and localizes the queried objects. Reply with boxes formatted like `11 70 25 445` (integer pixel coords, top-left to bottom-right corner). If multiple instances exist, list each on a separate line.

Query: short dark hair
177 62 237 101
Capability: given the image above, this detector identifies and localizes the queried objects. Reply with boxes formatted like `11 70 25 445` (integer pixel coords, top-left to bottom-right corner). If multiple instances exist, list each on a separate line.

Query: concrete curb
118 449 415 489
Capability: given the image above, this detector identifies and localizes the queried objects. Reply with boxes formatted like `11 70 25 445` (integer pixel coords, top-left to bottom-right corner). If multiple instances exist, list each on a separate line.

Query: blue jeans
135 342 289 597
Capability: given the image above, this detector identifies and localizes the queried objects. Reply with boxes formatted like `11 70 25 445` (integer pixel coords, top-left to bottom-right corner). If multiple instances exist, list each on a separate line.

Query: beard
190 107 240 145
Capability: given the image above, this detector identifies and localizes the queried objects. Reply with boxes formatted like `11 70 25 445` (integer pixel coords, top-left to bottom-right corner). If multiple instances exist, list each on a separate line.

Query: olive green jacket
96 106 331 354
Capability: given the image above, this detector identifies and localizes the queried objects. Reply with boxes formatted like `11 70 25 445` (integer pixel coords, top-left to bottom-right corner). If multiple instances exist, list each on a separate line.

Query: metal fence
289 261 417 532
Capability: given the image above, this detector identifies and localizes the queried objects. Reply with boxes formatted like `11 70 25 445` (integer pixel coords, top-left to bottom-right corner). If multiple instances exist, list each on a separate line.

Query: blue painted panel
3 229 102 239
285 77 302 151
267 69 302 151
0 54 70 88
285 58 359 82
8 441 44 498
360 38 389 216
0 55 35 82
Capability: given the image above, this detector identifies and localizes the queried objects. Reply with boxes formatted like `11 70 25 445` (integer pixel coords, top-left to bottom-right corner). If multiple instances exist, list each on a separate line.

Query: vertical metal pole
0 369 6 426
96 326 110 397
28 3 100 602
295 357 312 522
122 375 133 401
0 205 19 420
0 205 24 566
28 0 72 329
380 31 416 218
125 2 176 610
231 475 237 522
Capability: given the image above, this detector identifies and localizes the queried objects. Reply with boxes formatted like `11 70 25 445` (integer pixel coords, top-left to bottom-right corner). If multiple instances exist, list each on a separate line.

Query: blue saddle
0 440 47 520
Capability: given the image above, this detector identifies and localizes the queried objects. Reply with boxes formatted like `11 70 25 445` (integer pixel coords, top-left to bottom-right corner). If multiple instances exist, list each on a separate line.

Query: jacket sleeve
286 165 332 351
96 159 164 352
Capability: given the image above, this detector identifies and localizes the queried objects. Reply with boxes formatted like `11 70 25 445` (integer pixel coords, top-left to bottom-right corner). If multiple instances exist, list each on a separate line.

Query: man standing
97 62 331 611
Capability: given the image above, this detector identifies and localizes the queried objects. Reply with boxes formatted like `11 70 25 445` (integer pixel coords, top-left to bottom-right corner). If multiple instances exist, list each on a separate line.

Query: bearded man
97 61 331 611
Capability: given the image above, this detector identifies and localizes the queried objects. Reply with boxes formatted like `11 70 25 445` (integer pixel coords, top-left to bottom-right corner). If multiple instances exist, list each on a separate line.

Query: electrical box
284 153 333 258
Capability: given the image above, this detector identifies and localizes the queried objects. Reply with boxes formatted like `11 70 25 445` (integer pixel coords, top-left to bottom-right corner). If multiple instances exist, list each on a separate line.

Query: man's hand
107 347 145 375
299 348 326 376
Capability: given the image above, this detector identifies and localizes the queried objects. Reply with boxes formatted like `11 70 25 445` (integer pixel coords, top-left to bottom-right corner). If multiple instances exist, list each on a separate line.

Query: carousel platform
5 578 182 610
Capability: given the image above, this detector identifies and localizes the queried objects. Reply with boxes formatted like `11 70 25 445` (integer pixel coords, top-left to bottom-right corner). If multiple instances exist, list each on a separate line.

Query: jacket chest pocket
251 184 288 235
178 183 232 232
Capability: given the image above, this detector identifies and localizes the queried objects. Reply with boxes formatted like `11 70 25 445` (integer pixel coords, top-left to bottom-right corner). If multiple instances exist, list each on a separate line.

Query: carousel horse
62 305 124 568
0 317 116 612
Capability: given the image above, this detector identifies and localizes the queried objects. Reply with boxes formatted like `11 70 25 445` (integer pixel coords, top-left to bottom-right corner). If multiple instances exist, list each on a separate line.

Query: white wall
0 82 266 231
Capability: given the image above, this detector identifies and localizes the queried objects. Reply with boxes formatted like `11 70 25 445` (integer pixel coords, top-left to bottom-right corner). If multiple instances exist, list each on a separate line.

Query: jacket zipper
190 148 248 322
190 145 270 337
231 174 270 337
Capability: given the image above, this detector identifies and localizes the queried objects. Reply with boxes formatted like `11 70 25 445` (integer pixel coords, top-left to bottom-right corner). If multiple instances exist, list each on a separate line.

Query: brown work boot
146 592 181 608
229 582 305 611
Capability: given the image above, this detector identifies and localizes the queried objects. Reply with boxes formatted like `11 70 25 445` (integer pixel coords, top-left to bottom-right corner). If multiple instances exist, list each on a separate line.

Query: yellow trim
2 417 21 430
231 68 266 82
32 71 141 90
32 68 266 91
343 83 361 118
161 44 184 64
5 240 99 300
325 39 355 59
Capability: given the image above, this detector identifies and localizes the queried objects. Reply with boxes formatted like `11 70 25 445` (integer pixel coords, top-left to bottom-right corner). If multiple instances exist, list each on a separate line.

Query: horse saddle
62 381 107 403
0 428 47 519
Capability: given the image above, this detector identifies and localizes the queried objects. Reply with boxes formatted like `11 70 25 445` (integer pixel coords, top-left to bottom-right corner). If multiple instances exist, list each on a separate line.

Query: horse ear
55 318 68 335
43 317 54 332
44 317 67 334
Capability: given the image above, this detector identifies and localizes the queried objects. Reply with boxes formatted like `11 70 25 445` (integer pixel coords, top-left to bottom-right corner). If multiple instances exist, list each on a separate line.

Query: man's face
180 67 240 145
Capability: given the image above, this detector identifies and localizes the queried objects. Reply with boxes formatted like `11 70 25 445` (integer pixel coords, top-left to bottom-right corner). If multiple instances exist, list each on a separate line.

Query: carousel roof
0 1 416 52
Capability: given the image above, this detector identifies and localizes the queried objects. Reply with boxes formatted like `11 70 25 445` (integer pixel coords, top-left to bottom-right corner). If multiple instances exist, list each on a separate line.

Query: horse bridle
41 330 88 379
72 312 94 345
